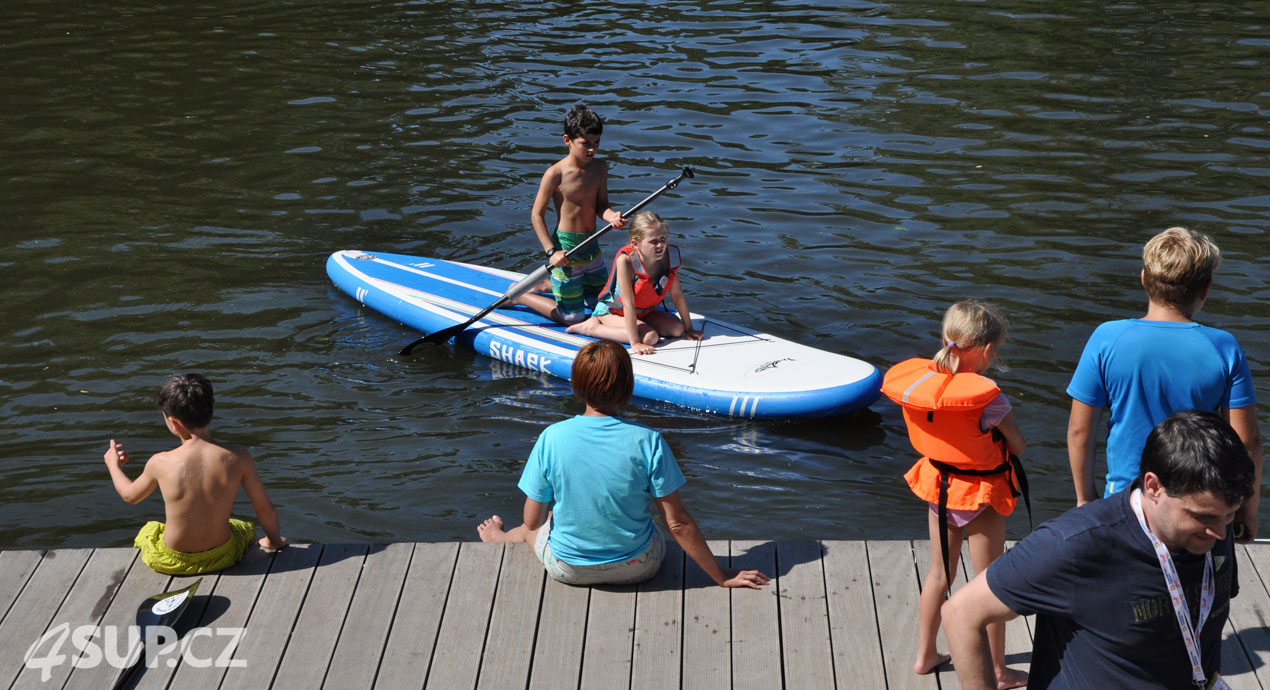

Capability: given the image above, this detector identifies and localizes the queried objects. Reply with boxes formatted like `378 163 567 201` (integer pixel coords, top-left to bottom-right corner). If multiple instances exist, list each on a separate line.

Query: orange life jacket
881 357 1019 515
882 357 1031 593
598 244 680 317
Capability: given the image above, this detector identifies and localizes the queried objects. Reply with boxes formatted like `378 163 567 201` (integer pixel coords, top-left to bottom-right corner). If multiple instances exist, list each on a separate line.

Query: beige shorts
533 518 665 586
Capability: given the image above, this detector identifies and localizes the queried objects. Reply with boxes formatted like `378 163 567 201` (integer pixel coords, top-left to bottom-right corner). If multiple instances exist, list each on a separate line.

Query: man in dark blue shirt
943 410 1255 689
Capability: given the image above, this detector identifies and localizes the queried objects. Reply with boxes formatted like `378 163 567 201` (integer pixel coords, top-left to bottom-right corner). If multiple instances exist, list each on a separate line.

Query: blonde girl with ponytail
881 299 1028 688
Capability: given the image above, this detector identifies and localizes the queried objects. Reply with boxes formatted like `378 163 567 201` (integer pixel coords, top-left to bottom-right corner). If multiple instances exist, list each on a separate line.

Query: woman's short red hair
571 340 634 413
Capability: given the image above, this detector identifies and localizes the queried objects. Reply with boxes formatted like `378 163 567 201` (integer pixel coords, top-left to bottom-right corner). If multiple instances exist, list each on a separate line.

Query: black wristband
545 247 557 257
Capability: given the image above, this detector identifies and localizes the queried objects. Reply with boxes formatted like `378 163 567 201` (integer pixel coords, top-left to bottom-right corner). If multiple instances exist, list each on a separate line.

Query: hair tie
945 340 958 349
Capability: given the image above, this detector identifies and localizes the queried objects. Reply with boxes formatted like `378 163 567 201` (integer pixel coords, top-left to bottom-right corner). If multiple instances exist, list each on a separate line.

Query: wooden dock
4 540 1270 689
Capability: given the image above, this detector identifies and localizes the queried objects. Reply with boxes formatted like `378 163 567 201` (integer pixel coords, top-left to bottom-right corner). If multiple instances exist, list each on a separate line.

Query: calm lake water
2 1 1266 549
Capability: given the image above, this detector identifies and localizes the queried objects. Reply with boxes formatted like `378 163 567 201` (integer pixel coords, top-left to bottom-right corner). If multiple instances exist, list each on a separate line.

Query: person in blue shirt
944 410 1255 690
1066 226 1262 540
477 339 769 589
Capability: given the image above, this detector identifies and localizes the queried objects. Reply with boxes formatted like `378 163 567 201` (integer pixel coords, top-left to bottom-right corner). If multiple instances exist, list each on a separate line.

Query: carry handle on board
399 166 695 355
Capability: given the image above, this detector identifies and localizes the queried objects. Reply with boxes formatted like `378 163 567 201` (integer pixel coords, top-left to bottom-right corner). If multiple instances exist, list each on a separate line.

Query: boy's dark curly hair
564 104 604 139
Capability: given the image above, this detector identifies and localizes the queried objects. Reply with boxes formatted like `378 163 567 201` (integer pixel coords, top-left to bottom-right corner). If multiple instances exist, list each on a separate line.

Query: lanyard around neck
1129 488 1214 687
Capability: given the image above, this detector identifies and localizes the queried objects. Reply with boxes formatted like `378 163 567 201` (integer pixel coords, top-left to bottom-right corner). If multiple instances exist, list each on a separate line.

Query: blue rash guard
1067 319 1255 496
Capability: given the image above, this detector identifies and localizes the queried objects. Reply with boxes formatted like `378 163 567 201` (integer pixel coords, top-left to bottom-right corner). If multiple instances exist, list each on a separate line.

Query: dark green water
2 1 1266 548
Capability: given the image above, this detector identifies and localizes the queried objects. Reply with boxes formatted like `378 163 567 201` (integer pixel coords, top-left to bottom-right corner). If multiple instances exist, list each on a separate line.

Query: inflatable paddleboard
327 250 881 419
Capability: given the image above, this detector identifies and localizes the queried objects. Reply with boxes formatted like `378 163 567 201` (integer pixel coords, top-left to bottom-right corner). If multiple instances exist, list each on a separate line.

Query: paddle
110 578 203 690
399 166 695 355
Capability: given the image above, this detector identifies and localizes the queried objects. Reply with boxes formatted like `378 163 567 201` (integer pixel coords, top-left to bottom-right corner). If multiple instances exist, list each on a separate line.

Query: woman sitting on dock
477 339 768 589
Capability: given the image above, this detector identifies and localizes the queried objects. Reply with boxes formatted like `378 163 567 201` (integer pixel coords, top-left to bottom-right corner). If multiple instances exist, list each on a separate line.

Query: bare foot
996 667 1028 690
565 318 596 335
914 652 951 675
477 515 506 542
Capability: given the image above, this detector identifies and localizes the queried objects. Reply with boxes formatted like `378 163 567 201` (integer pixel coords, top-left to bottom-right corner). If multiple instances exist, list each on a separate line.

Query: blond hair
627 211 667 245
932 300 1008 375
1141 226 1221 311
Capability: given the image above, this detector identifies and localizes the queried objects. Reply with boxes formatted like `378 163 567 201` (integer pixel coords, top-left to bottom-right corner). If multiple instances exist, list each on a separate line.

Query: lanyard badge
1130 489 1221 688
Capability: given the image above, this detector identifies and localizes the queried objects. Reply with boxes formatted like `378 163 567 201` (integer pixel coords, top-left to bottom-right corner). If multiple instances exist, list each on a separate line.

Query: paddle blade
111 578 203 690
399 321 468 355
400 279 531 355
135 578 202 629
419 321 470 347
398 337 429 356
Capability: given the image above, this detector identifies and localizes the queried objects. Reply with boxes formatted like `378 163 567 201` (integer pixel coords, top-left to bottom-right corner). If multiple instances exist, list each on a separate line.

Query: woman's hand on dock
722 568 770 589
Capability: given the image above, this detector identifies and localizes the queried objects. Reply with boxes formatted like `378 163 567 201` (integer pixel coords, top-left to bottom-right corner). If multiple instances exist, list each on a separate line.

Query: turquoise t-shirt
518 415 687 565
1066 319 1256 496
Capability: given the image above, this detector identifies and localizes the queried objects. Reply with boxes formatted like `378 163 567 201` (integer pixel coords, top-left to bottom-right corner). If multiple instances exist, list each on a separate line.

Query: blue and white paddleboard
327 250 881 419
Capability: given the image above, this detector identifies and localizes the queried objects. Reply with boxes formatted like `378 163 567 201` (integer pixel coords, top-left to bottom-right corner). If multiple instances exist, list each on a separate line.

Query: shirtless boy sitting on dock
515 104 627 324
103 373 285 575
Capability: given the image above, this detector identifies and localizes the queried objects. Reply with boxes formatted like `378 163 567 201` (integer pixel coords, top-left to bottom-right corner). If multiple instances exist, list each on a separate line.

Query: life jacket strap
927 451 1033 599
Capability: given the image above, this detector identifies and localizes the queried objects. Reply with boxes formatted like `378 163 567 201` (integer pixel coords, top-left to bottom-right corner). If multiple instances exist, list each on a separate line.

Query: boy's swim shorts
134 518 256 575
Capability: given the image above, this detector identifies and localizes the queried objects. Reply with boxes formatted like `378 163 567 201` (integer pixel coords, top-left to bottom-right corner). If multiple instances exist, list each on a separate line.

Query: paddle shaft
400 166 695 353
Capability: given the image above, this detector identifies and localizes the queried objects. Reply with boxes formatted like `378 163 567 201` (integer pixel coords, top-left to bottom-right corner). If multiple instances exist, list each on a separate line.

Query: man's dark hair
1138 410 1254 506
564 104 604 139
157 373 215 429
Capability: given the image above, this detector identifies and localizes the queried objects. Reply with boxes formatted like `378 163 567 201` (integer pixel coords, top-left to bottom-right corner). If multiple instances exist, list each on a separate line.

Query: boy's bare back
147 438 256 552
104 373 285 554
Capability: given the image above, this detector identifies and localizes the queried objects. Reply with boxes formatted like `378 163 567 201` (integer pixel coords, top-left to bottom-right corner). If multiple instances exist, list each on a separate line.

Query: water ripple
0 0 1266 547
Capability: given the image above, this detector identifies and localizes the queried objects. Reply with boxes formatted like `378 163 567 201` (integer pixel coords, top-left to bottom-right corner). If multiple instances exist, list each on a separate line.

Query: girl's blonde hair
931 299 1008 375
627 211 667 245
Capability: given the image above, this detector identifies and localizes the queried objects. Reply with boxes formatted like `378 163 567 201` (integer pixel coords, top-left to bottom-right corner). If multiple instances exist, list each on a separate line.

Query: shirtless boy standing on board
515 104 627 324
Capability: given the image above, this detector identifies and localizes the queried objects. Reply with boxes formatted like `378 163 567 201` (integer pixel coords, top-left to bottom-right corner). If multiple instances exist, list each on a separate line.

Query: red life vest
881 358 1017 516
599 244 681 317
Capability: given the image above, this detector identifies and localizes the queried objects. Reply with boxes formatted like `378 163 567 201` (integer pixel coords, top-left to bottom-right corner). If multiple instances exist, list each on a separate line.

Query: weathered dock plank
526 571 590 690
1224 543 1270 690
579 582 637 689
62 551 169 690
220 543 323 690
776 540 834 689
681 539 730 690
7 541 1270 689
1221 618 1262 690
0 550 43 626
822 539 886 689
271 543 369 690
729 540 780 690
425 541 502 690
477 542 544 690
869 540 937 690
631 540 685 690
166 546 274 690
11 547 135 690
376 541 458 690
0 548 92 689
324 542 414 690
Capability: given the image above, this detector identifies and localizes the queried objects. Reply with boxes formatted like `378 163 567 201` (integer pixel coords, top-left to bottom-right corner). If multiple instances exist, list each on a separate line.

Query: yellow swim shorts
134 519 256 575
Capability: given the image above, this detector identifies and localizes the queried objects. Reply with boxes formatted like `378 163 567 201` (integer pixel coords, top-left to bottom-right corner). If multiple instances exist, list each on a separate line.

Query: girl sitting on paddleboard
564 211 701 354
879 300 1028 689
477 339 768 589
